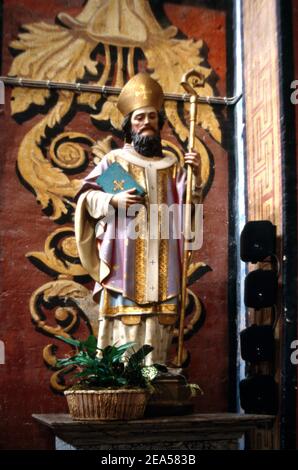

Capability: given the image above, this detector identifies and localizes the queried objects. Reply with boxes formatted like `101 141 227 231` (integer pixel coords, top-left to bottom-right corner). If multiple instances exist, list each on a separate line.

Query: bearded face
131 131 163 157
122 106 164 157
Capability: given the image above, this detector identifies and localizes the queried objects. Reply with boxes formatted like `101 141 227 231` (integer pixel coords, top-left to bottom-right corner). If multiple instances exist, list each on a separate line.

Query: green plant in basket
55 334 166 391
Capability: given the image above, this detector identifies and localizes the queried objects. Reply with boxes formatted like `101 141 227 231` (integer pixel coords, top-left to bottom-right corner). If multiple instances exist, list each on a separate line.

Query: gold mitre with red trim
117 73 164 116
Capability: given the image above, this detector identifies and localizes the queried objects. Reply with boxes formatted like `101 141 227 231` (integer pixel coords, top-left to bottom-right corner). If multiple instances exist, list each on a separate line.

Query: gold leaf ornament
92 136 113 165
173 289 202 339
49 132 95 171
30 278 99 390
76 92 100 110
26 227 88 278
10 87 50 115
43 345 76 391
9 20 98 220
30 279 98 338
91 97 123 130
58 0 150 47
9 22 97 85
16 93 81 220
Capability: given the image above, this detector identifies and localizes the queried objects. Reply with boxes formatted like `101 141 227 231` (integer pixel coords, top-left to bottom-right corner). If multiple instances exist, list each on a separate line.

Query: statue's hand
184 151 200 174
110 188 145 209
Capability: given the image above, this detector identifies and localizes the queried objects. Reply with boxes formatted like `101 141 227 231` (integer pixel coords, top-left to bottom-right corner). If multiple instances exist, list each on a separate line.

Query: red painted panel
0 0 230 448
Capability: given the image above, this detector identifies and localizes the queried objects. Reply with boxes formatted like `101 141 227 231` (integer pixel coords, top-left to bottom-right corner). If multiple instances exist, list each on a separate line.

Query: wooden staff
177 70 203 367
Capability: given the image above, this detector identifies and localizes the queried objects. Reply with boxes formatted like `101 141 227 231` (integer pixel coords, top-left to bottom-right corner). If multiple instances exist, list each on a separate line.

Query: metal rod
0 76 242 106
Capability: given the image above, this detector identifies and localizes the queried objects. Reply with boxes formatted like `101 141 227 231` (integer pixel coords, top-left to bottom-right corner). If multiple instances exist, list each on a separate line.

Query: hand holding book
110 187 145 209
95 162 146 209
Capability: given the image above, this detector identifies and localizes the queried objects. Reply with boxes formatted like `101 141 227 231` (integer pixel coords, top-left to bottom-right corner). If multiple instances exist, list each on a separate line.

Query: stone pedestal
32 413 275 450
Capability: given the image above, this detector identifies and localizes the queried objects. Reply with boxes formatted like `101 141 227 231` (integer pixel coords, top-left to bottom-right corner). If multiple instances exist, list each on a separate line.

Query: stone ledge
33 413 275 450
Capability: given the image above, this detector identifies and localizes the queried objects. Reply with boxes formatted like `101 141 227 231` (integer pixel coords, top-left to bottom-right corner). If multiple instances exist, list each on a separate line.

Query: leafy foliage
56 335 166 390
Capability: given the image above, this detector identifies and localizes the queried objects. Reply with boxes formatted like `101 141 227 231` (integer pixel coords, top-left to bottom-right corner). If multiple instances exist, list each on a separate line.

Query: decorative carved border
243 0 282 232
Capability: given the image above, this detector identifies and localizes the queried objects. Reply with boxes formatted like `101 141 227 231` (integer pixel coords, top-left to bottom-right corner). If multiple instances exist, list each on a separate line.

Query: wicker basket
64 388 149 421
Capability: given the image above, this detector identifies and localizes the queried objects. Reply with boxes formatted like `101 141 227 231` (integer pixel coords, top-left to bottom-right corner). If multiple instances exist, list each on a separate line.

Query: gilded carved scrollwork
26 227 88 278
173 289 202 339
10 0 221 218
15 92 82 221
30 278 99 390
29 278 98 337
9 0 218 385
49 132 95 172
91 135 113 165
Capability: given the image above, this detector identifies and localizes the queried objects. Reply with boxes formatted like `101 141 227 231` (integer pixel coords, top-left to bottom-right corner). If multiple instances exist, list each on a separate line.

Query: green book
96 162 146 197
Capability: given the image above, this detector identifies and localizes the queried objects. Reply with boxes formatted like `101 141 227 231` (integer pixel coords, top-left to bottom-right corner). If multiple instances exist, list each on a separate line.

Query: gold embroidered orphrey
8 0 221 390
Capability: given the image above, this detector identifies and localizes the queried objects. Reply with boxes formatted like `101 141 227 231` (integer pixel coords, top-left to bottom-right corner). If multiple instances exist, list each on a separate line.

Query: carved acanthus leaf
146 38 221 142
9 22 97 83
91 97 123 130
30 278 99 391
16 93 82 220
26 227 88 278
77 92 100 110
9 19 112 220
92 136 113 164
10 88 49 115
30 278 98 339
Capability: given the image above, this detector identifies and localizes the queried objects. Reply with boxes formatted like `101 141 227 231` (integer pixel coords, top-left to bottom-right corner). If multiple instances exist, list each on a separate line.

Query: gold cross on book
113 179 125 191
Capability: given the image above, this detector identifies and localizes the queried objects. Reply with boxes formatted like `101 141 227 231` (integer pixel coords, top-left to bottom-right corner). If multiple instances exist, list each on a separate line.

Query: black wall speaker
240 221 276 263
240 324 275 362
240 375 278 414
244 269 278 308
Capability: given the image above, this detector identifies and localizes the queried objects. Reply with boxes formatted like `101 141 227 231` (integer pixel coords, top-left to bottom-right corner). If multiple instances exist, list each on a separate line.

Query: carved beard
131 131 163 157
